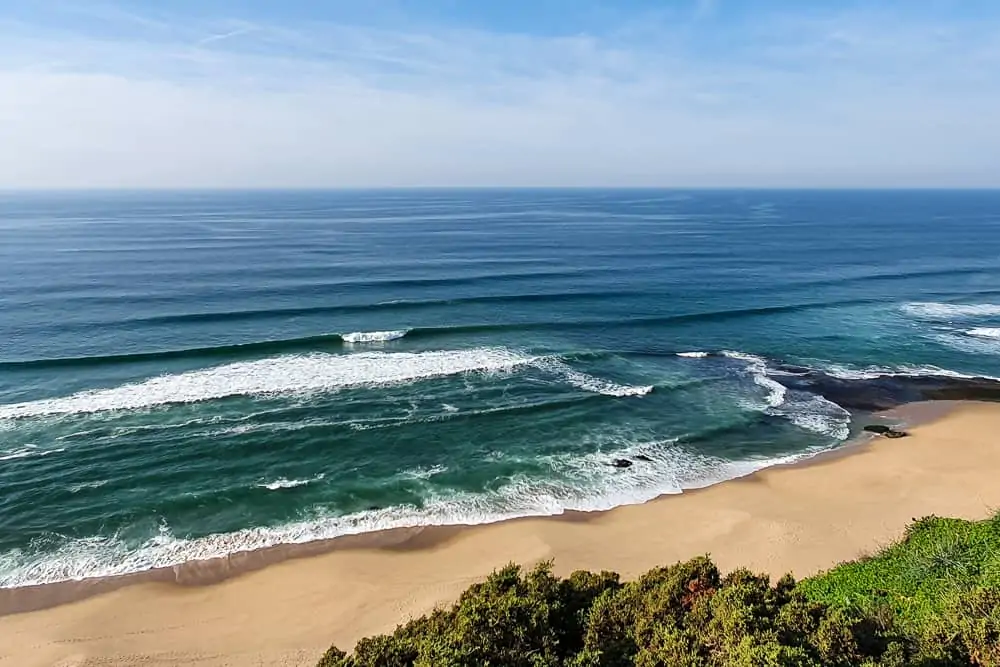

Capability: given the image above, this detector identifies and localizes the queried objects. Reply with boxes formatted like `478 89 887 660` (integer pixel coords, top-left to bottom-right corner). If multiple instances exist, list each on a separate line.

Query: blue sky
0 0 998 188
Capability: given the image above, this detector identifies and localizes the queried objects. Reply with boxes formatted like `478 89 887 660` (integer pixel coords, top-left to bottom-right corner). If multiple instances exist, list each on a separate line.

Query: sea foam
0 348 533 420
0 439 829 588
0 446 66 463
968 328 1000 340
822 362 999 382
534 359 654 397
341 330 409 344
721 351 850 440
258 474 325 491
902 302 1000 319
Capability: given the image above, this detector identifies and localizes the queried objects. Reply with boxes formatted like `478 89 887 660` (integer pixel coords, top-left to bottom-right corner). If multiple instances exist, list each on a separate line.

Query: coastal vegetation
319 514 999 666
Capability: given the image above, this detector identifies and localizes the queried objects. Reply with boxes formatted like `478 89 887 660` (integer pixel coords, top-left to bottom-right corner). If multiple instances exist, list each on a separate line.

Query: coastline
2 399 999 666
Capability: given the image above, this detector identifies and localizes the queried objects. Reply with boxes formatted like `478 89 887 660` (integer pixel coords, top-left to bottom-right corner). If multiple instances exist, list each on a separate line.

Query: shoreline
0 400 965 618
2 399 999 666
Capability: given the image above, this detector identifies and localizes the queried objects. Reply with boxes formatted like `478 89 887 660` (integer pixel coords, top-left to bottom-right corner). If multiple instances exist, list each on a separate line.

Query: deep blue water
1 189 999 586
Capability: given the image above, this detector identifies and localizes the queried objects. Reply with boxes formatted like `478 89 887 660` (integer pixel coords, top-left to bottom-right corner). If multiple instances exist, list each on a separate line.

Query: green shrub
320 515 1000 666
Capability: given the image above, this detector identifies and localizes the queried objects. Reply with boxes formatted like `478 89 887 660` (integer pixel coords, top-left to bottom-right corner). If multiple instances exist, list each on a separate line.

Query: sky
0 0 998 188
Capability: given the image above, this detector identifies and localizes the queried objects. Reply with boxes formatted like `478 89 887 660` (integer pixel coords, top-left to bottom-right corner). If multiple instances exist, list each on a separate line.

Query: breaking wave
715 351 851 440
536 359 654 397
902 302 1000 319
0 446 66 463
0 439 829 588
341 330 409 344
0 348 534 420
258 474 326 491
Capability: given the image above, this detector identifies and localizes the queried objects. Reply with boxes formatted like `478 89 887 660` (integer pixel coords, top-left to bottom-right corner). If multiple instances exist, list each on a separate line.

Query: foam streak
0 348 533 420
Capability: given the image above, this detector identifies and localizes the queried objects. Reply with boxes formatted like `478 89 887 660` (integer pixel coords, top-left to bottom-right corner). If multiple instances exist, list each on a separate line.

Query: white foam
258 474 325 491
822 362 998 382
0 439 831 588
902 302 1000 319
397 464 448 481
722 351 787 407
0 446 65 462
934 333 1000 356
68 480 109 493
779 395 851 440
341 330 409 344
677 351 710 358
535 359 654 397
0 348 533 420
968 328 1000 340
722 351 849 439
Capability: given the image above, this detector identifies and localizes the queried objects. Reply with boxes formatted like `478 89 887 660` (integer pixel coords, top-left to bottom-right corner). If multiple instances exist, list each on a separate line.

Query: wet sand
2 401 999 667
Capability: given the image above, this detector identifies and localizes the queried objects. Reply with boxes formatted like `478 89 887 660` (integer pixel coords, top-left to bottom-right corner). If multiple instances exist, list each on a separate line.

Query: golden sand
2 401 999 667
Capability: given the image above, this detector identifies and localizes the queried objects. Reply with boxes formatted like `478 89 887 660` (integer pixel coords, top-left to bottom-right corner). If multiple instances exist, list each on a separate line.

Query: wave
397 465 448 481
0 333 347 371
3 297 889 370
61 289 647 330
721 351 787 408
0 348 535 420
533 359 654 397
0 348 653 421
68 480 109 493
341 330 409 344
934 333 1000 356
0 439 831 588
676 351 710 358
819 362 1000 382
968 328 1000 340
902 302 1000 319
716 351 850 440
258 474 325 491
0 446 66 463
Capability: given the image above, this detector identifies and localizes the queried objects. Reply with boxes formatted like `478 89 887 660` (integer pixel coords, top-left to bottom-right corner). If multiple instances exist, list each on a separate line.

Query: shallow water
2 189 999 586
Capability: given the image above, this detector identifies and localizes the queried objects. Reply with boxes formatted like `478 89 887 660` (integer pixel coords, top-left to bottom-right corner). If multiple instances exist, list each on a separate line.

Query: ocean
1 189 999 588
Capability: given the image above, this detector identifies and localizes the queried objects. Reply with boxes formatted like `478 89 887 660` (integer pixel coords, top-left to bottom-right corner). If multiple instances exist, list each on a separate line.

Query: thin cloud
0 4 997 188
196 27 256 46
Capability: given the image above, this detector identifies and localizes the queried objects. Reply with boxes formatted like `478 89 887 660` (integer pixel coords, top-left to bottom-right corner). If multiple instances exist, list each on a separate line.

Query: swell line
1 297 886 370
0 334 346 370
45 290 649 330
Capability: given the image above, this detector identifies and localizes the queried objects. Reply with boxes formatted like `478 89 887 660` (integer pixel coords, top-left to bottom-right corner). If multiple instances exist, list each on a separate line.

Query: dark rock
778 369 1000 412
634 454 654 463
611 458 633 469
864 425 908 439
366 505 383 511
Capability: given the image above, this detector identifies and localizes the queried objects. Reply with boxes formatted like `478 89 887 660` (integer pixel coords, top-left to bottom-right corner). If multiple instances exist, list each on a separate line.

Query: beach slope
2 401 999 667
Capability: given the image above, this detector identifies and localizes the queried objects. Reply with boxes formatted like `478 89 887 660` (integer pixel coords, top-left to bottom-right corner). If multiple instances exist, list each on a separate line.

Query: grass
799 513 1000 635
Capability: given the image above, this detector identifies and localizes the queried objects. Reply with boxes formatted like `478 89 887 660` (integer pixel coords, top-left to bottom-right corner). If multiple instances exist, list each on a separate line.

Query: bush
320 515 1000 666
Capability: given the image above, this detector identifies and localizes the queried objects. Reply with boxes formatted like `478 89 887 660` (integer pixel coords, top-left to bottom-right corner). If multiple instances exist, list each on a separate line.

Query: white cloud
0 5 998 188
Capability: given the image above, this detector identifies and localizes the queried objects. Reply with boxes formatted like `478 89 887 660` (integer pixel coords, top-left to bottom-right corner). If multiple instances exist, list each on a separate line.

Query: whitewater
2 189 1000 588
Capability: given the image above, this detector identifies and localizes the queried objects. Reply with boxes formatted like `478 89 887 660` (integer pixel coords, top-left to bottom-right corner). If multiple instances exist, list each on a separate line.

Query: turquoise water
2 189 999 586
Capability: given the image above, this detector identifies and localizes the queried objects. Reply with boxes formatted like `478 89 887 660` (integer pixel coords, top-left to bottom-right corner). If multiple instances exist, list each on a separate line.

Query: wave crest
534 359 654 397
902 302 1000 319
258 474 325 491
0 348 534 420
0 439 830 588
968 328 1000 340
341 330 409 344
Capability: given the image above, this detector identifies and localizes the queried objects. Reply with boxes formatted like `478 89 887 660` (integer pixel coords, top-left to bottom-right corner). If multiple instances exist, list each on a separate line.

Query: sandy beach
2 400 999 667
